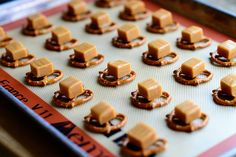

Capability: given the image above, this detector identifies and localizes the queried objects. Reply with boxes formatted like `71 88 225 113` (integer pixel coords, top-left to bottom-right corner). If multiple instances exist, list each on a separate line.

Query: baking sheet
1 3 236 157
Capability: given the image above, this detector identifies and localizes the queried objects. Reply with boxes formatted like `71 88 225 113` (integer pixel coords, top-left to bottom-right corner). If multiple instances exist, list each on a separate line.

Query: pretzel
119 10 150 21
25 70 63 86
98 69 136 87
142 51 178 66
45 38 78 51
84 113 127 134
95 0 124 8
210 51 236 67
62 10 91 22
0 36 14 48
146 22 179 34
176 37 211 50
22 24 54 36
112 36 146 49
121 137 167 157
131 90 171 110
69 54 104 68
1 53 35 68
173 68 213 86
166 110 209 132
85 22 117 34
212 88 236 106
53 90 93 108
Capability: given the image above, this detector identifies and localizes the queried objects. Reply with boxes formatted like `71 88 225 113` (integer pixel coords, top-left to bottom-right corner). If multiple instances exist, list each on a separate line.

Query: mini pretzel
1 53 35 68
53 90 93 108
131 90 171 110
84 113 127 134
0 36 14 48
25 70 63 86
176 37 211 50
45 38 78 51
95 0 124 8
173 68 213 86
112 36 146 49
98 69 136 87
212 88 236 106
210 51 236 67
166 110 209 132
69 54 104 68
146 22 179 34
85 22 117 34
62 11 91 22
121 137 167 157
22 24 54 36
142 51 178 66
119 10 150 21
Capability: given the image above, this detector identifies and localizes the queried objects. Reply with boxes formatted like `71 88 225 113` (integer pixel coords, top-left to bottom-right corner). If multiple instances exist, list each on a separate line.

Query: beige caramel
59 76 84 99
5 41 28 60
0 27 6 39
91 11 111 28
220 73 236 97
152 9 173 28
181 57 205 78
30 58 54 77
108 60 131 79
182 26 203 43
217 40 236 59
117 23 140 42
124 1 146 15
91 101 116 125
27 13 49 30
138 78 162 101
74 42 98 62
68 0 87 15
148 39 171 59
174 100 201 124
127 122 158 149
52 26 72 45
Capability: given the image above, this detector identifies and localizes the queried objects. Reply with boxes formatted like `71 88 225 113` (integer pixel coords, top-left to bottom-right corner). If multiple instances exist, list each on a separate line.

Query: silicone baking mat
1 1 236 157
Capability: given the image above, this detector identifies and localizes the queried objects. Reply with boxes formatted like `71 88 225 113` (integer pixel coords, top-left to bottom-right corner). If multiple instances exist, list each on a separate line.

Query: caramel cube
108 60 131 79
91 11 111 28
148 39 171 59
127 122 158 149
59 76 84 99
124 1 146 15
68 0 87 15
181 57 205 78
174 100 201 124
217 40 236 59
74 42 98 62
138 78 162 101
220 74 236 97
117 23 140 42
182 26 204 43
152 9 173 28
0 27 6 40
5 41 28 60
52 26 72 45
91 101 116 125
30 58 54 78
27 13 49 30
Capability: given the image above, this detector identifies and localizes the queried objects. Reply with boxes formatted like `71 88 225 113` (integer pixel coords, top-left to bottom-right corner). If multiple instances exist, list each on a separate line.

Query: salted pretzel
0 27 14 48
95 0 124 8
1 53 35 68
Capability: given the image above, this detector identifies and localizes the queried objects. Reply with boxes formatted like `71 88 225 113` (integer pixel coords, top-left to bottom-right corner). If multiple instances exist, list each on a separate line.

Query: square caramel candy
152 9 173 28
0 27 6 40
68 0 87 15
52 26 72 45
91 101 116 125
5 41 28 60
138 78 162 101
108 60 131 79
181 57 205 78
91 11 111 28
27 13 49 30
59 76 84 99
174 100 201 124
124 1 146 15
148 39 171 59
30 58 54 78
117 23 140 42
182 26 204 43
220 74 236 97
74 42 98 62
217 40 236 59
127 122 158 149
